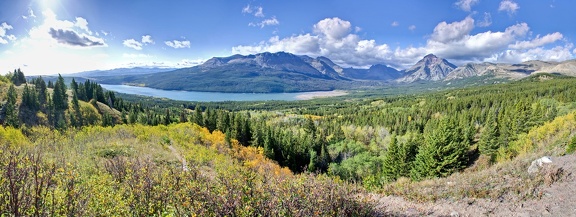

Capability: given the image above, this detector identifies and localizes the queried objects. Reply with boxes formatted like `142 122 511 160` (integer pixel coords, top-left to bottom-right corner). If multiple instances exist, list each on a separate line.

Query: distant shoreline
295 90 348 100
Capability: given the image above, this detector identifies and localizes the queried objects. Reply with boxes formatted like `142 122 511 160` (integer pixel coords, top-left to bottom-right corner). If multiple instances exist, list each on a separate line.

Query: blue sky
0 0 574 75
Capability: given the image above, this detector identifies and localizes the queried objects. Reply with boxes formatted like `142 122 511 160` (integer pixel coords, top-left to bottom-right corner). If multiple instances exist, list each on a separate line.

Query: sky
0 0 575 75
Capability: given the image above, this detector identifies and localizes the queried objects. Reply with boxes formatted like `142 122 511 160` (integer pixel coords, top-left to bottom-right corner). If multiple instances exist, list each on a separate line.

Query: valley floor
294 90 348 100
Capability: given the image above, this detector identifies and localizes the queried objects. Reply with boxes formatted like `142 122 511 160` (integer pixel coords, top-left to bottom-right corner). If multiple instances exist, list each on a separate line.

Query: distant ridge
72 52 576 93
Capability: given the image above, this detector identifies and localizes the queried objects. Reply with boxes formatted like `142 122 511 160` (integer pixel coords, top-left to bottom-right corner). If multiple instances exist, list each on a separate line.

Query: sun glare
38 0 59 10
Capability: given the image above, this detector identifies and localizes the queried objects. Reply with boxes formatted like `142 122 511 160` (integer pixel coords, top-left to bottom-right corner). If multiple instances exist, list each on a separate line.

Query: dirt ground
372 154 576 216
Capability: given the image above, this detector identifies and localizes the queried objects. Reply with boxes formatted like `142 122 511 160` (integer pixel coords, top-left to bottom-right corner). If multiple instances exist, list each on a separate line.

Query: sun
38 0 60 10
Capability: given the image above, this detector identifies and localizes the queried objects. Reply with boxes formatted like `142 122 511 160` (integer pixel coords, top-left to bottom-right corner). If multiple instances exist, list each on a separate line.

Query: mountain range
78 52 576 93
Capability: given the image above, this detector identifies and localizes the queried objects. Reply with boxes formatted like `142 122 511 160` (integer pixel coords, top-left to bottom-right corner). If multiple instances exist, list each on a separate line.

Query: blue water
101 84 338 102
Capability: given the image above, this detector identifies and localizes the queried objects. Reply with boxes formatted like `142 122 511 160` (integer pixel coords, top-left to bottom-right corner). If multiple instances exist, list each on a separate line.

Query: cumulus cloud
232 16 573 69
313 17 352 40
509 32 563 50
431 16 475 43
408 25 416 31
477 12 492 27
31 10 107 48
165 40 190 49
0 22 16 44
391 21 399 27
123 38 143 50
49 28 105 47
455 0 479 12
142 35 154 44
74 17 91 34
123 35 155 50
499 0 519 14
249 17 279 28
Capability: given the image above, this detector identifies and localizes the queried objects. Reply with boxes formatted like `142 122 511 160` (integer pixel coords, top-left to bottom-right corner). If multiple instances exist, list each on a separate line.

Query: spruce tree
4 85 19 127
193 105 203 126
478 108 500 161
410 118 469 181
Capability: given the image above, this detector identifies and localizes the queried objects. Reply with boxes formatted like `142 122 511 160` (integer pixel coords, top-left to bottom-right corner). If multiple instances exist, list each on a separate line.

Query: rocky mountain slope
80 51 576 93
398 54 457 83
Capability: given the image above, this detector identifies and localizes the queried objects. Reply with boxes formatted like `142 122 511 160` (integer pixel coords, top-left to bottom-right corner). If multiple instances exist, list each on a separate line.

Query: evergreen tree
52 74 68 111
21 84 39 110
4 85 19 127
381 135 418 182
410 118 469 181
51 74 68 130
71 89 83 127
478 109 500 161
193 105 204 126
34 77 47 106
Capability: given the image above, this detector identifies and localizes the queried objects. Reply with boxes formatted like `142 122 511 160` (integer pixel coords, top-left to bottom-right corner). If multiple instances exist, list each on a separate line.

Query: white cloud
391 21 399 27
22 9 36 19
499 0 519 14
408 25 416 31
74 17 91 34
123 53 152 58
231 16 573 70
123 39 143 50
242 4 264 17
431 16 475 43
0 22 16 44
477 12 492 27
254 7 264 17
30 10 106 48
497 44 573 63
509 32 563 50
313 17 352 40
0 9 112 75
165 40 190 49
455 0 479 12
123 35 154 50
242 4 253 14
249 17 279 28
233 34 320 56
142 35 154 44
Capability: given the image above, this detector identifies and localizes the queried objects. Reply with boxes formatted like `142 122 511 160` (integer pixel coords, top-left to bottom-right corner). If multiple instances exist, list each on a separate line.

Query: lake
101 84 347 102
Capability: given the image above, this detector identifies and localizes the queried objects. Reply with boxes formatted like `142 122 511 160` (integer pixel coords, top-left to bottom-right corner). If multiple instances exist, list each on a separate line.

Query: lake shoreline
102 84 347 102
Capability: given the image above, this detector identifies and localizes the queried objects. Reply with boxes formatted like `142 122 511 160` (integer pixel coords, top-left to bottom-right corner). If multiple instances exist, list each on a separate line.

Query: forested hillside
1 70 576 215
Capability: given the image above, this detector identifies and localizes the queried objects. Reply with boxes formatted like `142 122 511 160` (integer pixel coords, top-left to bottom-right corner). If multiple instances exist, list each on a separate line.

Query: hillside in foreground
2 70 576 216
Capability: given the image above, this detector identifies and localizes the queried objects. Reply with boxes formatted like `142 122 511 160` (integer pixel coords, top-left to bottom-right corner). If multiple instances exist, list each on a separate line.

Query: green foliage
410 118 470 181
478 108 500 162
4 85 19 127
0 123 375 216
381 134 419 182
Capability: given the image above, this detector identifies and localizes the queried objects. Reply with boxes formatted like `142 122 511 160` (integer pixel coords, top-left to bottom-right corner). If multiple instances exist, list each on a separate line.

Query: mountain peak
399 54 457 82
423 53 438 59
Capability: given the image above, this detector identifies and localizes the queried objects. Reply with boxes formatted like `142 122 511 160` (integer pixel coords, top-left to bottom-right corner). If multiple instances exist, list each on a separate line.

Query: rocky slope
398 54 457 82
